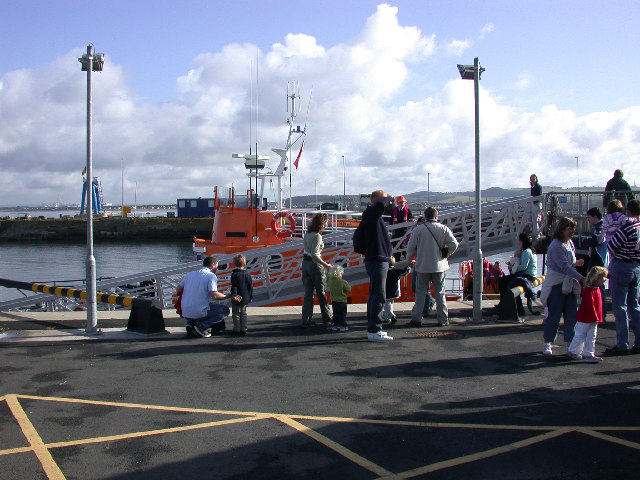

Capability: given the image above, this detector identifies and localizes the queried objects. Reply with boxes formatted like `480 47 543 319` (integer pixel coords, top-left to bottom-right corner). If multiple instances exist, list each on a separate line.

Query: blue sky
1 1 639 205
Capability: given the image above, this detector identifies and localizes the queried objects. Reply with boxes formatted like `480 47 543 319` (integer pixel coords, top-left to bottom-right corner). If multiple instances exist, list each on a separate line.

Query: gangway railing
0 194 545 312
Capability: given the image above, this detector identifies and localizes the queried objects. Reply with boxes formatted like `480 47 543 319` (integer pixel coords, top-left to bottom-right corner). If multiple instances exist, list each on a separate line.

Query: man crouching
177 256 240 337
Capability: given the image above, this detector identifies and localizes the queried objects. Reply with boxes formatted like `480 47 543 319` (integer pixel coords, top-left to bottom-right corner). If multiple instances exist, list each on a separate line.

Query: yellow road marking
4 394 640 480
5 394 66 480
275 414 396 478
577 428 640 451
287 414 564 431
391 428 572 479
17 394 265 417
46 415 269 449
0 445 34 456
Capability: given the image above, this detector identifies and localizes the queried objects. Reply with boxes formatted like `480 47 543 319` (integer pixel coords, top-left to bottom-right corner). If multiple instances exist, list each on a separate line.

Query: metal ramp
0 195 546 312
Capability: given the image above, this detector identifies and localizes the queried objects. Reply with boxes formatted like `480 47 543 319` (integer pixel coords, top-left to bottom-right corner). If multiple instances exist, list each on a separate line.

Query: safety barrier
497 275 545 323
0 278 165 335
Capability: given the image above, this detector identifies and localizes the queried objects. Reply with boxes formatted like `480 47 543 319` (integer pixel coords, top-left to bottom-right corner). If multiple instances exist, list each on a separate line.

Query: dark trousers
332 301 348 327
365 260 388 333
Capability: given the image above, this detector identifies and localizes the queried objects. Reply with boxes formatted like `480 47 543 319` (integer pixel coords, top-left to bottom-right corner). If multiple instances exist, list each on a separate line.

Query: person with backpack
359 190 395 342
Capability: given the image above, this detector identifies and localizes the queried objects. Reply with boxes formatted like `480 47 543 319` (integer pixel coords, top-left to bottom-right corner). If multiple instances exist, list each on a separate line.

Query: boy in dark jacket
383 257 411 325
230 254 253 335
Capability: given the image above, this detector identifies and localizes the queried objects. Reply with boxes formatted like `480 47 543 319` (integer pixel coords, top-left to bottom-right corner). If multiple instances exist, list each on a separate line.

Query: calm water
0 240 194 302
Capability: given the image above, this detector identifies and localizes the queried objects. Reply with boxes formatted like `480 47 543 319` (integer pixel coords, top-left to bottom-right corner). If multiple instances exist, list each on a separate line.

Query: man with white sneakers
360 190 395 342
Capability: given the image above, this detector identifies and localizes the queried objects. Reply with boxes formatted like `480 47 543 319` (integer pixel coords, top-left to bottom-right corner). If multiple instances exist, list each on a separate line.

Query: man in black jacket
361 190 394 342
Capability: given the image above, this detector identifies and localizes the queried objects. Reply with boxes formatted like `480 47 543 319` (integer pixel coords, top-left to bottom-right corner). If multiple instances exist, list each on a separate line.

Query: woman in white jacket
540 217 585 356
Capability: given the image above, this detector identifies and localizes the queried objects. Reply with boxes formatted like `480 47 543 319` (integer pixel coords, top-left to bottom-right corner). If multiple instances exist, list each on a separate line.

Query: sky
1 0 639 206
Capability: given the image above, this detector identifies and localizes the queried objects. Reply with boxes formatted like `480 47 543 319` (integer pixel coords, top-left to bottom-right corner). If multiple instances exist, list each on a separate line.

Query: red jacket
576 286 603 324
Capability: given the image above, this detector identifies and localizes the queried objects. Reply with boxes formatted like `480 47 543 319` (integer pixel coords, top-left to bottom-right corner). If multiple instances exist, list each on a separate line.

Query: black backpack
352 222 366 254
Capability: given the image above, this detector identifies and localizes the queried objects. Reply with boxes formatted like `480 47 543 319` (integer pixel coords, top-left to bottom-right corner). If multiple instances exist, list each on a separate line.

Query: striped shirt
608 221 640 262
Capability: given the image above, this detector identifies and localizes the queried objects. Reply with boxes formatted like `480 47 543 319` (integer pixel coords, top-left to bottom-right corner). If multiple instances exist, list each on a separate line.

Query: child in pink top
567 266 608 362
602 200 628 242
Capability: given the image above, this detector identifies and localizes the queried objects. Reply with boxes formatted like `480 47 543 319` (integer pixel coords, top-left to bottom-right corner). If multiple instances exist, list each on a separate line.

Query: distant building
177 198 214 218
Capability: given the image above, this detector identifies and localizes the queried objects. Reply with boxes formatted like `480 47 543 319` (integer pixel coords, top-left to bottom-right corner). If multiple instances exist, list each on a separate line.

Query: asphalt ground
1 301 640 480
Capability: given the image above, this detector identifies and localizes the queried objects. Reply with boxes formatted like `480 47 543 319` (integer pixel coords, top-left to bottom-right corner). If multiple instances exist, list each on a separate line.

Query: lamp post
457 57 485 323
78 44 104 334
342 155 346 210
427 172 430 205
575 156 579 189
315 179 319 209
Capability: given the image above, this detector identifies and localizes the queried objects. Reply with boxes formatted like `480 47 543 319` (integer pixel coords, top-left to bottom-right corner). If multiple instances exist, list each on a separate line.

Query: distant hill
290 185 608 210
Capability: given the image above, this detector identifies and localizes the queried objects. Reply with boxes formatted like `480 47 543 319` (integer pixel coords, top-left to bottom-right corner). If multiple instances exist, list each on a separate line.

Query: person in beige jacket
406 207 459 326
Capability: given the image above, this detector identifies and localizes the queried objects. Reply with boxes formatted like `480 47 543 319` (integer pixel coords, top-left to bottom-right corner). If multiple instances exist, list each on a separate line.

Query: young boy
383 256 411 325
327 265 351 331
230 254 253 335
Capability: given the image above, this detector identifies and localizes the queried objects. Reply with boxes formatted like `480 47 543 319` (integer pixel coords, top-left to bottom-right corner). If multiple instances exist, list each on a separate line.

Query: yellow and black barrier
497 275 545 323
0 278 166 335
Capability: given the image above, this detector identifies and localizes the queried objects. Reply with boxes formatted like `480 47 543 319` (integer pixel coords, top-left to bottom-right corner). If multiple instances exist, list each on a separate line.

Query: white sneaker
367 331 393 342
542 342 552 355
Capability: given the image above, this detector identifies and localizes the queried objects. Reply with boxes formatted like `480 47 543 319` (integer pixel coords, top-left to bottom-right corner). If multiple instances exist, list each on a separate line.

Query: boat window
178 200 186 208
208 200 214 208
190 200 197 208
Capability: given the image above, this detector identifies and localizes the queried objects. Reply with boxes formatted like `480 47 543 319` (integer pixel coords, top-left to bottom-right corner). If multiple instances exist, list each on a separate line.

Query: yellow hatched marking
46 415 269 449
390 428 572 479
288 414 561 431
577 428 640 450
5 394 66 480
275 414 396 478
0 446 34 456
17 394 265 416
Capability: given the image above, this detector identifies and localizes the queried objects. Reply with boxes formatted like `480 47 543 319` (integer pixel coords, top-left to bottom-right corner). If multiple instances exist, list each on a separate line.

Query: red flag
293 141 304 169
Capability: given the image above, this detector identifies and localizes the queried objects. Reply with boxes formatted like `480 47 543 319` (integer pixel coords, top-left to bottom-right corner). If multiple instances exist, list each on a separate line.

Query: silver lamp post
342 155 346 210
315 179 319 209
457 57 485 323
78 44 104 334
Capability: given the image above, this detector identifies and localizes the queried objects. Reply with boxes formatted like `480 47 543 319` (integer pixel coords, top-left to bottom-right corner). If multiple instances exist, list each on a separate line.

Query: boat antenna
255 52 260 236
304 84 313 131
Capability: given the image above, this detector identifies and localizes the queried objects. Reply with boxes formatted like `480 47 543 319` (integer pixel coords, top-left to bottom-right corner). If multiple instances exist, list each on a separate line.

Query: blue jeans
544 283 577 343
609 259 640 349
187 303 229 333
365 260 388 333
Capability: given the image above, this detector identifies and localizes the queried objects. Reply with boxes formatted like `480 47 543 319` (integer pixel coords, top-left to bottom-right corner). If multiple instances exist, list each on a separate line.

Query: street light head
78 52 105 72
457 63 485 80
457 64 475 80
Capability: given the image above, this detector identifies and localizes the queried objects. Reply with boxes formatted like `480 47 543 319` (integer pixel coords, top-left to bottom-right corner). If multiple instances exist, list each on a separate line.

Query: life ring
271 211 296 238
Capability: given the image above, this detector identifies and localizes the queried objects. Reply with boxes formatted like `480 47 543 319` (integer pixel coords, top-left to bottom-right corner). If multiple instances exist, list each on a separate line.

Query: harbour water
0 240 194 302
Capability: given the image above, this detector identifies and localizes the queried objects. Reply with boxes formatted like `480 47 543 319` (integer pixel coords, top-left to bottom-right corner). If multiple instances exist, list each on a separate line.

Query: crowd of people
175 169 640 359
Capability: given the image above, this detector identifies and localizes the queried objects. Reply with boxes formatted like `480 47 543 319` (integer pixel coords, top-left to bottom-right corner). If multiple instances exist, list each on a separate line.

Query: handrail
0 194 555 312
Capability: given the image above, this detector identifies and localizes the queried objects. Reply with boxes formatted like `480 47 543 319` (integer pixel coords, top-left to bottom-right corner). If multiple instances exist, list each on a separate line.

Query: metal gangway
1 191 624 313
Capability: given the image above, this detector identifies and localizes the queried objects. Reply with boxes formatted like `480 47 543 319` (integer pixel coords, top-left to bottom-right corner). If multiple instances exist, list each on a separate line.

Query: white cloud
446 39 471 57
0 5 639 207
479 23 495 39
514 72 534 90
